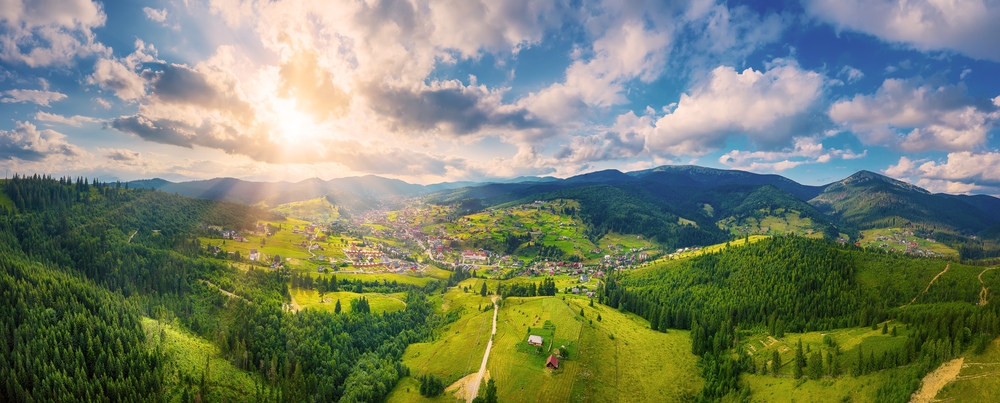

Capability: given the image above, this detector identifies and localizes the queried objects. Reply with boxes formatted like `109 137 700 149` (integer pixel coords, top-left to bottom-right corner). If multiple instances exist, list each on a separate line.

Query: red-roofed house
545 355 559 369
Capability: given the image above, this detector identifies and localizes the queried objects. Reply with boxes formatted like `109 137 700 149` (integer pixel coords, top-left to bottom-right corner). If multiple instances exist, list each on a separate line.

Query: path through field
467 296 499 403
908 357 963 403
979 267 996 306
903 264 949 308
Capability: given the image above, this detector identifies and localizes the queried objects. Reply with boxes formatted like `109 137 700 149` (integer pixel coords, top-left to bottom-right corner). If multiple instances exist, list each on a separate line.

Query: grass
289 288 407 314
933 335 1000 402
717 210 822 237
271 197 340 221
860 227 959 258
654 235 769 261
201 217 371 274
142 317 263 402
0 189 15 212
741 322 911 402
422 200 656 262
486 296 702 402
387 280 495 402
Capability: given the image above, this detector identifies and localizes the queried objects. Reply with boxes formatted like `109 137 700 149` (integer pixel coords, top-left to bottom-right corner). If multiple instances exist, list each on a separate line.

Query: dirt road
979 267 996 306
128 229 138 243
903 264 949 308
909 357 963 403
467 296 499 403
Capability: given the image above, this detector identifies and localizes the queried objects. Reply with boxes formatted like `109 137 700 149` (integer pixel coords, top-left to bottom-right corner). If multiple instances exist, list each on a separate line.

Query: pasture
142 317 262 402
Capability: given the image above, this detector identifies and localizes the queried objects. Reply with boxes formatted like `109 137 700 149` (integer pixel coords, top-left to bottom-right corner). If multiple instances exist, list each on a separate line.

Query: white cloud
98 147 141 162
803 0 1000 61
0 0 109 66
87 39 160 101
89 59 146 100
960 68 972 79
143 7 167 22
829 78 1000 152
0 121 83 161
885 152 1000 194
718 136 866 172
838 65 864 83
646 58 827 156
1 89 67 106
94 97 112 109
34 111 99 126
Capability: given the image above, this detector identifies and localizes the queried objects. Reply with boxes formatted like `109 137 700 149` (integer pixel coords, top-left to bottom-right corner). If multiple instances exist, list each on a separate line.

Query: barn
546 355 559 369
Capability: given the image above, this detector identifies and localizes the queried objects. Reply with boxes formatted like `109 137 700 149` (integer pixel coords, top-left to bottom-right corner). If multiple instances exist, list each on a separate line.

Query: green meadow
289 288 407 314
142 318 263 402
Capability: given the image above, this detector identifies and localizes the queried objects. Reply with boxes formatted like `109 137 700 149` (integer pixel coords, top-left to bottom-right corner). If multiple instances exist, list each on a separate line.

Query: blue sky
1 0 999 194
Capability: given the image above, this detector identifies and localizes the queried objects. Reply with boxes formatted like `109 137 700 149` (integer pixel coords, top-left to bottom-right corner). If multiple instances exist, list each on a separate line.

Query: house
249 249 260 261
527 335 544 346
545 355 559 369
317 266 325 273
579 274 589 283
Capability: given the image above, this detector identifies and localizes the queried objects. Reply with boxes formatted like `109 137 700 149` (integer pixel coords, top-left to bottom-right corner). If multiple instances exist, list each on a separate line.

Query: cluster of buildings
865 231 945 257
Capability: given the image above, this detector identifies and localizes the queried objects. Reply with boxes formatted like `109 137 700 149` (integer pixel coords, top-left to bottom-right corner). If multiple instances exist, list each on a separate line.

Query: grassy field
860 228 959 258
423 200 657 262
387 279 495 403
716 210 823 237
289 288 407 314
142 317 263 402
271 197 340 221
933 336 1000 402
202 217 373 274
741 321 911 402
485 296 702 402
656 235 770 261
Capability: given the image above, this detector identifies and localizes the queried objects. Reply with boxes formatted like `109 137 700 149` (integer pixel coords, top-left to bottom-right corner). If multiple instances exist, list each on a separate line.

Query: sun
270 97 320 144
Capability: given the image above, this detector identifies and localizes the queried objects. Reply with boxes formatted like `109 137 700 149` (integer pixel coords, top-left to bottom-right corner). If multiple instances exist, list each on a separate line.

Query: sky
1 0 999 194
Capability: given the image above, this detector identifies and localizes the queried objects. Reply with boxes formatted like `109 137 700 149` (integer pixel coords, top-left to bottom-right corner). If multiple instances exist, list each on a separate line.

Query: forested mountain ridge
809 170 1000 232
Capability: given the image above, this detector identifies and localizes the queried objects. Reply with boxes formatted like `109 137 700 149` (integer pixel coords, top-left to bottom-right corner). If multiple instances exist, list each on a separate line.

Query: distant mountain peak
838 170 929 194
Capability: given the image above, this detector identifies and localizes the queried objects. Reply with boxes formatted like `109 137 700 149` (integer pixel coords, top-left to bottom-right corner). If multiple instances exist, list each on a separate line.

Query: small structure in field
546 355 559 369
527 335 544 346
249 249 259 261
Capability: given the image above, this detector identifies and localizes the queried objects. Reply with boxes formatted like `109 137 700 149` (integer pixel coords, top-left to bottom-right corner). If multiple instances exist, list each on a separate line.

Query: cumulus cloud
804 0 1000 61
885 152 1000 194
89 58 146 100
143 7 167 22
829 78 1000 152
646 58 827 156
34 111 99 126
0 0 109 66
366 80 545 137
1 89 67 106
718 136 866 172
88 40 160 101
0 121 83 161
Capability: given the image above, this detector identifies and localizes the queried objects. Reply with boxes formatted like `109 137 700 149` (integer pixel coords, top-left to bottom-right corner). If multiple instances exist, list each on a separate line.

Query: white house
249 249 259 261
527 335 544 346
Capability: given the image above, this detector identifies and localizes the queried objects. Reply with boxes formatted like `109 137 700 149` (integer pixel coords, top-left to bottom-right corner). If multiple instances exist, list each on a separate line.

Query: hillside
809 171 1000 232
600 236 1000 401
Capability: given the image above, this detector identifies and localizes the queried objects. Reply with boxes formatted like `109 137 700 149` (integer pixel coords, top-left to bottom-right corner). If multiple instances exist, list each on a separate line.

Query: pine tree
771 350 781 376
334 299 342 314
480 283 487 296
882 322 888 334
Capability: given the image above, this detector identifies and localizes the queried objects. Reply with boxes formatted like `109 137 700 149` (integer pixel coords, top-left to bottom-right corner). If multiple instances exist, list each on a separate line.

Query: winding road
128 229 138 243
903 264 950 308
979 267 996 306
467 296 499 403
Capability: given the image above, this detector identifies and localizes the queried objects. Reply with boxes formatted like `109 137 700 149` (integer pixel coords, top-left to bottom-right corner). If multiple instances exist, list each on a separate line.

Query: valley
5 166 1000 403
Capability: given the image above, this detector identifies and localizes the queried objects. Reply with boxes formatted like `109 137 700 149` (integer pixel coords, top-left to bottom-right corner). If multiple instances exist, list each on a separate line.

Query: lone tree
334 299 342 314
480 282 488 296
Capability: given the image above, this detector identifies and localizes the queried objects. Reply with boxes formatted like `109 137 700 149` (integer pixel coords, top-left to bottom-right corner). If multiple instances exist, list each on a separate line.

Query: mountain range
130 165 1000 244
